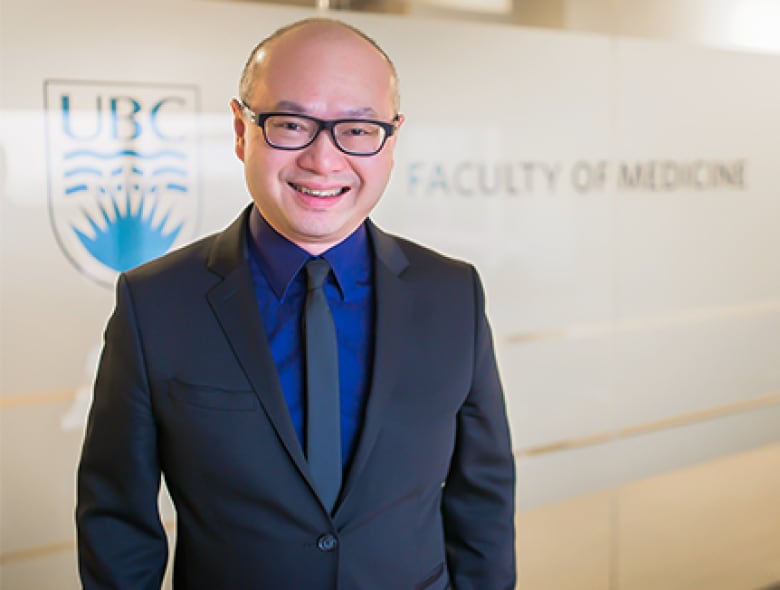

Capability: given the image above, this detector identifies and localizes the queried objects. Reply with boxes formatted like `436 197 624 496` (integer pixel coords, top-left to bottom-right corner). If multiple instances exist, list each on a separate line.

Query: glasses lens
264 115 317 149
334 121 386 155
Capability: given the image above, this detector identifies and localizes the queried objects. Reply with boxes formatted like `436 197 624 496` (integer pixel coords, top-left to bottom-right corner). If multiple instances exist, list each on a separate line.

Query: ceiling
207 0 780 55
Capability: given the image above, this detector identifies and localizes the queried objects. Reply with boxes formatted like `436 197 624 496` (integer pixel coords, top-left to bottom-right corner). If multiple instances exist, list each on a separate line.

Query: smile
289 182 349 198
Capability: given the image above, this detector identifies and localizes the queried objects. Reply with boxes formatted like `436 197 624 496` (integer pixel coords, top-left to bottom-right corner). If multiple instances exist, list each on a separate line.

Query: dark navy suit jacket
76 205 516 589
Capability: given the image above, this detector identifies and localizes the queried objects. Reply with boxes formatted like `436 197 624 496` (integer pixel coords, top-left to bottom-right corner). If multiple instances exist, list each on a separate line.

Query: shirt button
317 533 338 552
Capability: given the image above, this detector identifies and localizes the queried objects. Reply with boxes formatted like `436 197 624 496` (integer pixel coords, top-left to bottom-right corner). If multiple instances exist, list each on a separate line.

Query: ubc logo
45 80 200 286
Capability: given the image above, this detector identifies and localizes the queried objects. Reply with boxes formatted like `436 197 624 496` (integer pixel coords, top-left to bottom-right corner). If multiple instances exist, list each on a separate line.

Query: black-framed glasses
238 99 400 157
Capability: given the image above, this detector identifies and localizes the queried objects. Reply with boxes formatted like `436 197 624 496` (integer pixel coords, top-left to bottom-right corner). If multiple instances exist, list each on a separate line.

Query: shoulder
123 232 219 286
122 207 250 289
368 222 485 312
397 235 471 270
369 221 476 280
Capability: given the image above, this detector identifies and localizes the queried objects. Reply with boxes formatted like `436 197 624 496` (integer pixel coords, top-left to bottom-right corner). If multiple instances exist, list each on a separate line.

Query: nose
296 128 347 174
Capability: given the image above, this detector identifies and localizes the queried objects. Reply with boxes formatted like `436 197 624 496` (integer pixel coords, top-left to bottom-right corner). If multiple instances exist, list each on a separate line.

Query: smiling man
77 18 515 590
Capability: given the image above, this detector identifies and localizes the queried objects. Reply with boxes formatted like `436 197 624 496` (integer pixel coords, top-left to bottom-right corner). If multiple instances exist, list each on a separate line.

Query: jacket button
317 533 338 552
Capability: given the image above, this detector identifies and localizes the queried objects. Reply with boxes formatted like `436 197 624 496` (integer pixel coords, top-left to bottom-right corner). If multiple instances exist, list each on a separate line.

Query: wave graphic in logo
45 80 200 286
63 151 188 273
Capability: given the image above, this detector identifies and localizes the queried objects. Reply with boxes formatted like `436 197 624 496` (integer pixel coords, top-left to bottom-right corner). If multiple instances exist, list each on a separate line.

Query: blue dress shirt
246 208 374 472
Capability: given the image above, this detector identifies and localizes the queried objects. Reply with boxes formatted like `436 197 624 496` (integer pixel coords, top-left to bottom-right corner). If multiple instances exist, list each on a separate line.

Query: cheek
356 157 394 190
245 148 288 182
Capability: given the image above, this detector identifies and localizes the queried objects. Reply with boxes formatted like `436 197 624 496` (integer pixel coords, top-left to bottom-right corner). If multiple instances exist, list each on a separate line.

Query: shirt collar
247 206 372 302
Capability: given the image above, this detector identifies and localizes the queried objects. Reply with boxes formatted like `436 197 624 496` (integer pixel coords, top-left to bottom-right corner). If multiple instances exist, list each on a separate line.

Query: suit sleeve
76 274 168 589
442 267 516 590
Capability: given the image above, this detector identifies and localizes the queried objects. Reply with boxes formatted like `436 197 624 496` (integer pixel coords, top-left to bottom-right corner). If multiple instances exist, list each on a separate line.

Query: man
77 18 515 590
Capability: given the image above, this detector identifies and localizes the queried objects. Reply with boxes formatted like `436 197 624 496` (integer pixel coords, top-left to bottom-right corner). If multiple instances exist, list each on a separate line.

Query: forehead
248 24 396 114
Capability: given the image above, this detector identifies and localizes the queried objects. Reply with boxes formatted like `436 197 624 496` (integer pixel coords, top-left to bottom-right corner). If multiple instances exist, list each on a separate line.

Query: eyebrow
271 100 379 118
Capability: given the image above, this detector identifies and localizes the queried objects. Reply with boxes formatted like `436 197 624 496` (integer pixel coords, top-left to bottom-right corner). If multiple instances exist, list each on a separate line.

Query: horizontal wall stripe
5 302 778 408
0 520 176 566
2 388 779 457
1 393 778 565
0 389 77 409
506 298 780 345
516 391 780 457
0 539 76 566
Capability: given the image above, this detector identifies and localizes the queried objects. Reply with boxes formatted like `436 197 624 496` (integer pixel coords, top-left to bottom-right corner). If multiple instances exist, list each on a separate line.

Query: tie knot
305 258 331 290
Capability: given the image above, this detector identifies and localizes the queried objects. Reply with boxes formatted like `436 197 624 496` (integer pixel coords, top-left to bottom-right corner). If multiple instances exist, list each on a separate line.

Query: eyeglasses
238 99 400 157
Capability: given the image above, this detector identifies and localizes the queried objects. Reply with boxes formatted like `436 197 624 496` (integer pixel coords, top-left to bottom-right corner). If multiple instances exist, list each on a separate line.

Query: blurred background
1 0 779 588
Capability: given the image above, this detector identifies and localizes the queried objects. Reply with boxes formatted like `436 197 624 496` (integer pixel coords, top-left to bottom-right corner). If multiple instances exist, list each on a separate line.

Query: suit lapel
205 211 417 515
338 222 412 510
205 206 310 483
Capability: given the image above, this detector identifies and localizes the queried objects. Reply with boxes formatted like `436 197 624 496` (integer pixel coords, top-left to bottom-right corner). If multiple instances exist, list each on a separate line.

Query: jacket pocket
415 562 445 590
168 379 259 411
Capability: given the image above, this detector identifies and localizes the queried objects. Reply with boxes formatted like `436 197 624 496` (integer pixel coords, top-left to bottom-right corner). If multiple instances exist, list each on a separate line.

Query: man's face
232 25 403 254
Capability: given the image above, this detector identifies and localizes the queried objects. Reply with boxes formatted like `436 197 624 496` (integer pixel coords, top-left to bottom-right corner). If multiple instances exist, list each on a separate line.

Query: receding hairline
238 18 400 112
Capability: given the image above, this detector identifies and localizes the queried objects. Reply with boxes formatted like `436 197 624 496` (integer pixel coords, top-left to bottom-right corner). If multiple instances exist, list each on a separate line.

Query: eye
272 121 300 131
339 123 380 137
280 121 304 131
267 116 313 134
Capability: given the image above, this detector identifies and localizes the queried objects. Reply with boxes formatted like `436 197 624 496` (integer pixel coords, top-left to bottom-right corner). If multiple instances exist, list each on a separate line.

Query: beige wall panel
615 443 780 589
0 402 81 553
517 443 780 590
1 551 81 590
517 491 613 589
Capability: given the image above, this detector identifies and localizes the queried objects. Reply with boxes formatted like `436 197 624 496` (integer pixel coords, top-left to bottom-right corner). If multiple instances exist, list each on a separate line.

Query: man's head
231 18 404 254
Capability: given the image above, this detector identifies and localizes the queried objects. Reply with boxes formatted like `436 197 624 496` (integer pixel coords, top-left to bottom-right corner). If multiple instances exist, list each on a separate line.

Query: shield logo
45 80 200 286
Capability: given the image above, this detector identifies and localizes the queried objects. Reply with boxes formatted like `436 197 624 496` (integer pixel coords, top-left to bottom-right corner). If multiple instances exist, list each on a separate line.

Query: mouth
289 182 350 198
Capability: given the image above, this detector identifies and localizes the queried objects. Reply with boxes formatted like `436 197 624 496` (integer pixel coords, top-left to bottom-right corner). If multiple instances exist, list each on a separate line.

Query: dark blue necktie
304 258 341 513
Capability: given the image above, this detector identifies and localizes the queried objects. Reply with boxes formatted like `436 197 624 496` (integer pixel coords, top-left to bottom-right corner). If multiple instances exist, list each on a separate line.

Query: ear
230 98 246 162
387 113 405 149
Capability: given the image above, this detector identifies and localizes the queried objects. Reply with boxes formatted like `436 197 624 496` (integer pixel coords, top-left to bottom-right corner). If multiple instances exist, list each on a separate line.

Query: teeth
292 183 345 197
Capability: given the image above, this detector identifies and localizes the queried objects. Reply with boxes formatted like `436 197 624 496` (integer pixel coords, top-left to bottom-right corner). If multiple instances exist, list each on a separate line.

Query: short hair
238 18 400 113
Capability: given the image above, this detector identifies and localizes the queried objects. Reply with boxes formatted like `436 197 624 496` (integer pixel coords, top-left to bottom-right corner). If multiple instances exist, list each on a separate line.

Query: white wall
610 0 780 53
